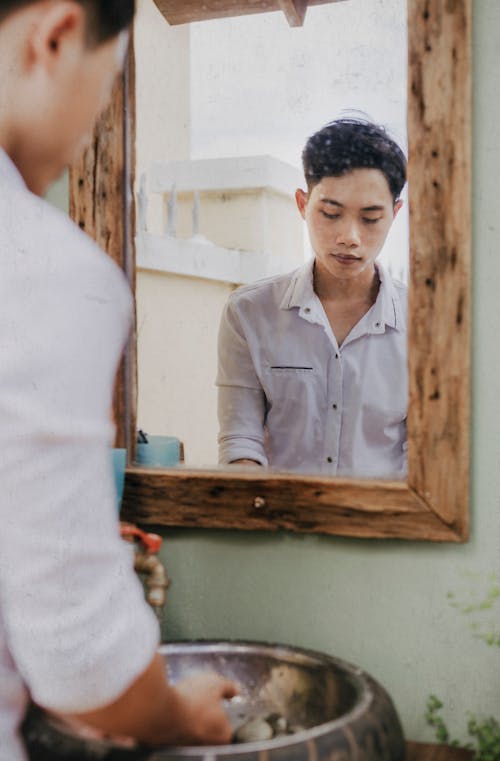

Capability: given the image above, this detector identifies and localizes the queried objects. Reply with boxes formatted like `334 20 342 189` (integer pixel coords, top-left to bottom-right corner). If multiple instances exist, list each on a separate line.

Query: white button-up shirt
217 258 408 477
0 149 159 761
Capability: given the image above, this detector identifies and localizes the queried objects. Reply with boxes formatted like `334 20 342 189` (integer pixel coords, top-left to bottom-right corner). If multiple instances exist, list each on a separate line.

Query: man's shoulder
391 277 407 300
379 266 408 327
1 189 129 300
378 263 407 298
392 280 408 324
389 272 407 291
227 267 301 309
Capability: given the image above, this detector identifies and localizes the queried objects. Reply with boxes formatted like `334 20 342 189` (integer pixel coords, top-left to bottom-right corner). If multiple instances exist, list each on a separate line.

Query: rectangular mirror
70 0 471 541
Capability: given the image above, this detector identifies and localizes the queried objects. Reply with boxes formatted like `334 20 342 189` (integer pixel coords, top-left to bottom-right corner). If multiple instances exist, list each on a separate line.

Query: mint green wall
45 2 499 744
154 2 500 744
44 170 69 214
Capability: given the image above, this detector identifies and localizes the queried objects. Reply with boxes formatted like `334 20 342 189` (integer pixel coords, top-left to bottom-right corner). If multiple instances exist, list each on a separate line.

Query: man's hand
172 671 239 745
229 458 262 467
69 654 239 748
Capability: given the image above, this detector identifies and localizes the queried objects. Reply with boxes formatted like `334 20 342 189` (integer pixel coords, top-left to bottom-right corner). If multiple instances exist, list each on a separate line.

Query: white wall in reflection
190 0 408 281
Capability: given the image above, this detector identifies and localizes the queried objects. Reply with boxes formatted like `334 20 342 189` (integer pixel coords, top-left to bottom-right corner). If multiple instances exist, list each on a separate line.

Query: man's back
0 150 159 761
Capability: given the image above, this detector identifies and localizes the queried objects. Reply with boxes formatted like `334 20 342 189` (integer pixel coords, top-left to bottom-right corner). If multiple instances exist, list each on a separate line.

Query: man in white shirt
217 119 407 477
0 3 236 760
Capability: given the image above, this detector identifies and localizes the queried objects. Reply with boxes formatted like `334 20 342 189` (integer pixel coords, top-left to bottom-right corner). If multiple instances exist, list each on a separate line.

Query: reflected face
296 169 402 281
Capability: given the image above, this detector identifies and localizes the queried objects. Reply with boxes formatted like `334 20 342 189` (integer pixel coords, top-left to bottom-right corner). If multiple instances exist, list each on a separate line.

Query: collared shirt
217 258 408 477
0 149 159 761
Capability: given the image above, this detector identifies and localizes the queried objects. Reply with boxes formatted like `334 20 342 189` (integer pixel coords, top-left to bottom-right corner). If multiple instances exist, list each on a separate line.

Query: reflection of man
216 118 408 477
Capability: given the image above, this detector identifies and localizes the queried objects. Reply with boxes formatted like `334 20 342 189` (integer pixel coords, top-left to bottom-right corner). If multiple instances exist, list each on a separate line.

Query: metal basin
22 641 405 761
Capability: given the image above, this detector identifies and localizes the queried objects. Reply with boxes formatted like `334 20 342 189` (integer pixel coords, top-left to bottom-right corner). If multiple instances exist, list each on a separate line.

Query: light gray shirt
0 149 159 761
217 258 408 477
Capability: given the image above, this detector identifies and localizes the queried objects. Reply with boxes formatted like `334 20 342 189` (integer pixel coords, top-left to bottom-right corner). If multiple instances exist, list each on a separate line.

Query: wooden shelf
152 0 345 27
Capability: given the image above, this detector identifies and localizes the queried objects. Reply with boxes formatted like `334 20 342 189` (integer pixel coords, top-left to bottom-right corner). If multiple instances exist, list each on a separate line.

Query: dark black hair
0 0 135 45
302 118 407 203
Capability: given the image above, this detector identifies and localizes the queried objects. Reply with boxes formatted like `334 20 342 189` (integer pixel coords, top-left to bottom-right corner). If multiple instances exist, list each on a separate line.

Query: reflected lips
331 253 361 265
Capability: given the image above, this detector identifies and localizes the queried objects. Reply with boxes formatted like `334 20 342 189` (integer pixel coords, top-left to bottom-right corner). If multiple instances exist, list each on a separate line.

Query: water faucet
119 522 170 620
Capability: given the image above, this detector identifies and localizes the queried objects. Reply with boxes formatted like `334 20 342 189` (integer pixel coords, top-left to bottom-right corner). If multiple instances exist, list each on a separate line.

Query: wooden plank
124 42 138 464
68 52 137 454
406 741 473 761
69 74 126 447
153 0 342 26
407 0 471 538
153 0 273 25
278 0 308 26
121 469 463 541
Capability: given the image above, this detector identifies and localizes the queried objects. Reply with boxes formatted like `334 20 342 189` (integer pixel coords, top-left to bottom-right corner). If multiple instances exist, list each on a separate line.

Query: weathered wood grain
68 52 137 454
121 468 463 540
407 0 471 536
152 0 342 26
277 0 308 26
124 42 138 464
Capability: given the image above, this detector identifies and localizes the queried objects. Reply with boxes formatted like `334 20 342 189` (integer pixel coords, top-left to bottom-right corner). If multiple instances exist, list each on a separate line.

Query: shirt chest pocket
262 365 323 406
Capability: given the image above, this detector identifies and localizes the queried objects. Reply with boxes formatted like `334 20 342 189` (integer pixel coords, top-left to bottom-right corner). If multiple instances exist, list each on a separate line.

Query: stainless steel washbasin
22 640 405 761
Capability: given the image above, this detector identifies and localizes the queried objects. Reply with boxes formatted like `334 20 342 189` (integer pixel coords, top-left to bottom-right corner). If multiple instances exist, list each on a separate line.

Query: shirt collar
0 146 28 193
372 260 406 333
279 257 406 334
279 257 316 311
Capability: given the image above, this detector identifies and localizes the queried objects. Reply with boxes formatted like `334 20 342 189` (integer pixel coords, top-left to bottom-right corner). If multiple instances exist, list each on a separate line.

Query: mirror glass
134 0 408 477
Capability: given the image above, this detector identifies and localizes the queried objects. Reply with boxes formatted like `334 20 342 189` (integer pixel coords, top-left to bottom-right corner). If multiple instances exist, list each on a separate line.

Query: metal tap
119 522 170 621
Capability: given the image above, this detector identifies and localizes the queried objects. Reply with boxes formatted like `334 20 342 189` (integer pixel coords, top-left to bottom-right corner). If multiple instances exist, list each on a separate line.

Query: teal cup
111 447 127 512
136 435 180 468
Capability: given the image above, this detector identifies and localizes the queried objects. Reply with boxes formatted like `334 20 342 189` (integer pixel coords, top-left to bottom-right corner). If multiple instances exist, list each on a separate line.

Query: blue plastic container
136 435 180 468
111 447 127 512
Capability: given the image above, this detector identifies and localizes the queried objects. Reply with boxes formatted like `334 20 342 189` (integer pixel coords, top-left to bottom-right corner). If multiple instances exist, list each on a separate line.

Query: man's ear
27 1 85 72
393 198 403 219
295 188 308 219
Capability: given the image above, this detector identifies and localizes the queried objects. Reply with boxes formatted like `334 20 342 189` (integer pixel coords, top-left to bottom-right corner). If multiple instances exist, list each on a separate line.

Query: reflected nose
335 222 360 248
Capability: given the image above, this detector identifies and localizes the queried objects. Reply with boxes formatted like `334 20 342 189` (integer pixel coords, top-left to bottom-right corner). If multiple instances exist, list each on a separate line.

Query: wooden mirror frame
70 0 471 541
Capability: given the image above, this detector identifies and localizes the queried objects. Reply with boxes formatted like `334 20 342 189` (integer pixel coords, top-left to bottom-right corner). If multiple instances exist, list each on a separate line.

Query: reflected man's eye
321 211 340 220
362 217 382 225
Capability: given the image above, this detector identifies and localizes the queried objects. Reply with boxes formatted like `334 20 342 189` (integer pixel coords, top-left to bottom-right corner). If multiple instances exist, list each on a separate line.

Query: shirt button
304 307 311 313
332 403 337 410
327 456 333 463
335 353 339 359
375 321 381 327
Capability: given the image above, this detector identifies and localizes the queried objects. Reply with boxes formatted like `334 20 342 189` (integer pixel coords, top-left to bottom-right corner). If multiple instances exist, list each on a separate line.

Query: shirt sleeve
216 298 268 465
0 221 159 714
